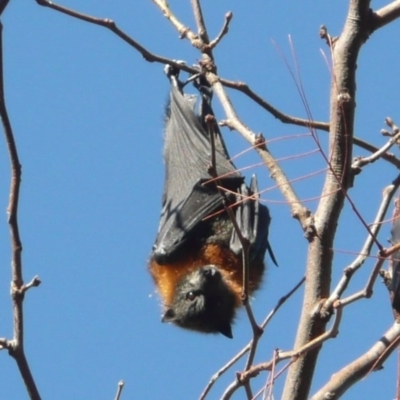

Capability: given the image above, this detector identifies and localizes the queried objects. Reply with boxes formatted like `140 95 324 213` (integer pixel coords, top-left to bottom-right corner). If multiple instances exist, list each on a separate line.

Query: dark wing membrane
229 175 277 266
153 81 243 261
196 79 232 162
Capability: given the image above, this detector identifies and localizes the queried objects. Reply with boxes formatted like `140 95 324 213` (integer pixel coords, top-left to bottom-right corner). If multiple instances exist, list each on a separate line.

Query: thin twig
277 304 342 360
352 119 400 170
219 79 400 169
322 174 400 312
0 20 41 400
283 35 384 254
208 12 233 50
220 304 342 400
243 302 263 370
264 350 278 400
35 0 400 177
199 277 305 400
21 276 42 294
36 0 400 176
352 135 400 168
220 78 329 131
191 0 209 44
205 115 257 335
152 0 203 48
339 257 385 307
36 0 198 75
113 380 124 400
210 74 314 234
371 0 400 31
311 321 400 399
244 382 253 399
152 0 330 158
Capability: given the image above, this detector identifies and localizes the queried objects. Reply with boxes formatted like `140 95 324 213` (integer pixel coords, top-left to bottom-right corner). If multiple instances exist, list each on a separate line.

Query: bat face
149 68 275 338
161 265 236 338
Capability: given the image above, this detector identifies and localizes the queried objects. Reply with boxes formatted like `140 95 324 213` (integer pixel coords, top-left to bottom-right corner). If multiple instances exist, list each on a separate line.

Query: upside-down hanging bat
149 66 276 338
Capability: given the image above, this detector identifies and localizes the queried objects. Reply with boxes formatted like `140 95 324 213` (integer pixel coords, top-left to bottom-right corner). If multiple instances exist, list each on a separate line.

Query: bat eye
186 291 197 301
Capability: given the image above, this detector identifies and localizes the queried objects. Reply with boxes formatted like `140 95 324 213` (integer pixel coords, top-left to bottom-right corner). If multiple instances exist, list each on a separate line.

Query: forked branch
199 276 305 399
322 174 400 312
0 15 41 400
221 303 342 400
210 76 313 232
371 0 400 31
36 0 198 74
311 321 400 399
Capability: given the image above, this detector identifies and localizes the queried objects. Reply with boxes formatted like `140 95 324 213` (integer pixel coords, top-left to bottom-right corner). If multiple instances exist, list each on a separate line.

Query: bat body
149 68 275 338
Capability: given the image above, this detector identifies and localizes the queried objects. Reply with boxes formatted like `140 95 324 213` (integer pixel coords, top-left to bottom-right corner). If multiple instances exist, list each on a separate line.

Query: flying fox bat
149 66 276 338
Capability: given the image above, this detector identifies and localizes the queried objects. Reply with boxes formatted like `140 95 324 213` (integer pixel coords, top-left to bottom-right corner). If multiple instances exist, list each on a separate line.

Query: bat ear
161 308 176 323
218 322 233 339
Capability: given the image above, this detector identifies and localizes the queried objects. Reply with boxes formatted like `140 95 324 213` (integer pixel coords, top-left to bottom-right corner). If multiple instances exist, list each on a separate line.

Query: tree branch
352 135 400 168
220 78 330 131
0 19 41 400
339 256 385 306
191 0 209 44
352 118 400 171
199 277 305 400
371 0 400 31
282 2 374 399
311 322 400 399
152 0 203 48
209 75 313 234
35 0 198 75
221 304 342 400
113 380 124 400
322 174 400 312
208 12 233 50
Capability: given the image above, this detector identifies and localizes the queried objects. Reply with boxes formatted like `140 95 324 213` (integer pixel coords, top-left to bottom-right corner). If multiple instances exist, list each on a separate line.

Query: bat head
162 265 236 338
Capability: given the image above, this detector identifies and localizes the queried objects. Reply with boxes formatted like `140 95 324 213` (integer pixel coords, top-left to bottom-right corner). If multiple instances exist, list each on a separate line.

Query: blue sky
0 1 399 399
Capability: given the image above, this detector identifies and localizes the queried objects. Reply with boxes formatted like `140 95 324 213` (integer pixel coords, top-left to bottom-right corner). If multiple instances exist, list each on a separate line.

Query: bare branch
152 0 203 48
221 304 342 400
220 78 329 131
278 304 342 360
30 2 400 398
208 12 233 50
311 321 400 399
113 380 124 400
322 175 400 312
243 302 263 371
191 0 209 44
208 74 313 235
282 2 375 398
352 135 400 168
339 256 385 307
35 0 198 75
0 20 41 400
206 114 263 365
199 277 305 400
371 0 400 31
34 0 400 178
352 118 400 170
21 276 41 294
